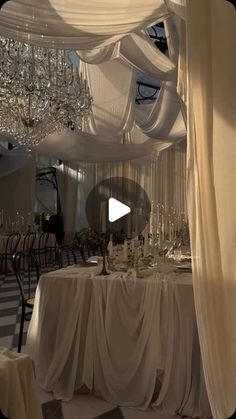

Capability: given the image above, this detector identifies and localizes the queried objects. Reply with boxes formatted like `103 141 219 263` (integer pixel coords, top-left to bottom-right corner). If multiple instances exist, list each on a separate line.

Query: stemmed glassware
173 249 182 262
151 234 160 266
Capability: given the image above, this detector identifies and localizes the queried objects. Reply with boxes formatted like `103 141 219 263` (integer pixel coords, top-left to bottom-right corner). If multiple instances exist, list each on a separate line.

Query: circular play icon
86 177 151 239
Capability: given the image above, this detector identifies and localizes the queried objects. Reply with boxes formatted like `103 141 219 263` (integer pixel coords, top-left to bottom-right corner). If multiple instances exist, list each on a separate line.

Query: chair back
47 233 57 248
80 243 94 261
56 245 77 268
22 232 36 252
5 233 21 254
87 243 96 256
13 251 39 303
38 232 49 249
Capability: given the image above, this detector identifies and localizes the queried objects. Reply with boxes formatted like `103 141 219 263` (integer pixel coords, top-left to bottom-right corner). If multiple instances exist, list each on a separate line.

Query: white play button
86 177 151 238
108 197 131 223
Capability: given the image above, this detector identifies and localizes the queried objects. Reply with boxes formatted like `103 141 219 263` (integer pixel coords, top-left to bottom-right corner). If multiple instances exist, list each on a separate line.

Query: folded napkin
87 255 100 263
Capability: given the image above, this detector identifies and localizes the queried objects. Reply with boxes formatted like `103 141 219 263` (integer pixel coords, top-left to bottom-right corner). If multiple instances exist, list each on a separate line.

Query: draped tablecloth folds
0 347 43 419
26 265 211 418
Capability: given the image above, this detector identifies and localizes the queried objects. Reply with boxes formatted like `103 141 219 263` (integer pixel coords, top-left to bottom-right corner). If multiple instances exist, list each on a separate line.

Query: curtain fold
78 42 120 64
80 59 136 136
186 1 236 417
0 0 170 49
79 30 176 81
120 31 176 81
164 16 180 64
135 82 186 141
165 0 186 21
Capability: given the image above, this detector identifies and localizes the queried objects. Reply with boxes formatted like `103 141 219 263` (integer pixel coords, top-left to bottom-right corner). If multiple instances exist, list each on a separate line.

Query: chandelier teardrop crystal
0 37 92 150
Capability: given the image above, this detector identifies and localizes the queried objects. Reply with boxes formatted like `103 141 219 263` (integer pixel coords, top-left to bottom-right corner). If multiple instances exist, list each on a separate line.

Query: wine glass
173 249 182 262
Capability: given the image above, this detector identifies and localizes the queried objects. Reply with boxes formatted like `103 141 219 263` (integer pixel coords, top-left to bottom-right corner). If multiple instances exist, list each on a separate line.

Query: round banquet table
26 264 211 418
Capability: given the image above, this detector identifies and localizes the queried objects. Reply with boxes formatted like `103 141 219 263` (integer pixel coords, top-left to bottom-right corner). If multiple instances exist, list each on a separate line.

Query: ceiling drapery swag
0 0 170 49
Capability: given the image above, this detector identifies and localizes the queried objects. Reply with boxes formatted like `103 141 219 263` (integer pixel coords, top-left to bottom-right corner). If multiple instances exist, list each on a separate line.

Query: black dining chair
33 232 49 268
22 232 36 271
80 243 95 261
87 242 96 256
13 251 40 352
0 410 10 419
45 234 57 266
0 233 21 275
56 245 77 268
22 232 36 252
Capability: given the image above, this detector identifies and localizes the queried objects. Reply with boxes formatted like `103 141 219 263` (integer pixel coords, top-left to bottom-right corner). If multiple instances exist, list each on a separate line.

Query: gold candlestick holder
99 237 109 276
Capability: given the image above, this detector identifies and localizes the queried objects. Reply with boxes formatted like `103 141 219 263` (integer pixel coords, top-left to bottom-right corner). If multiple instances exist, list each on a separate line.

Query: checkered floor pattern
0 250 85 351
0 265 55 351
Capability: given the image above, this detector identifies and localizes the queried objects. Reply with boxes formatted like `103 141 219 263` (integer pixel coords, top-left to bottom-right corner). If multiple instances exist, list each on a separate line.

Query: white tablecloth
0 347 43 419
26 265 211 418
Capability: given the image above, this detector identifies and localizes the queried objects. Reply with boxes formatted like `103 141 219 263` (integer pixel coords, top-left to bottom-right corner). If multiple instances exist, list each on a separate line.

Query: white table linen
0 347 43 419
26 265 211 418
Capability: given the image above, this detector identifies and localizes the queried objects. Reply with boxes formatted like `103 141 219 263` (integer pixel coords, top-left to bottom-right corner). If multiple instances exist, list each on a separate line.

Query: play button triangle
108 197 131 222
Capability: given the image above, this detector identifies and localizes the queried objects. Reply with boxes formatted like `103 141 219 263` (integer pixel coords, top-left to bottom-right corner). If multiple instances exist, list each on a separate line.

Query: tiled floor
38 390 170 419
0 271 38 351
0 264 172 419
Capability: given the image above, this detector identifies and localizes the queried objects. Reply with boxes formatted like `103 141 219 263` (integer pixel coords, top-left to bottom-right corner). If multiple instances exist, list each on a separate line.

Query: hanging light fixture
0 37 92 151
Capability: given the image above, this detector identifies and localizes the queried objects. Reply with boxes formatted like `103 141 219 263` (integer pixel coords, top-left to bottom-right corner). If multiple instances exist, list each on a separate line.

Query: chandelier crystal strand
0 37 92 151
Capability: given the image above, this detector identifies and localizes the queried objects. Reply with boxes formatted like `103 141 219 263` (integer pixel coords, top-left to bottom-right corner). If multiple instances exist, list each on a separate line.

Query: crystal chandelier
0 37 92 150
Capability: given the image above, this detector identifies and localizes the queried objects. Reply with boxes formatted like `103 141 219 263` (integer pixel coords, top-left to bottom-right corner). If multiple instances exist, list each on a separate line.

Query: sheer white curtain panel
56 143 186 240
0 156 36 221
156 141 186 217
186 1 236 417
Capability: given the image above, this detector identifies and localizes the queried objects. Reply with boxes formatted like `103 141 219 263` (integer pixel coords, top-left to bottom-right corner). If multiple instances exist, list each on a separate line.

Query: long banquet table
26 264 211 418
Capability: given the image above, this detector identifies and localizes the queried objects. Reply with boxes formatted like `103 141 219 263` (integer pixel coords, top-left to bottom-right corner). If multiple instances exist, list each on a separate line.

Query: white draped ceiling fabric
79 30 176 80
36 45 184 159
0 0 186 162
81 59 136 136
0 1 235 418
135 82 186 141
36 127 174 163
0 0 170 49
